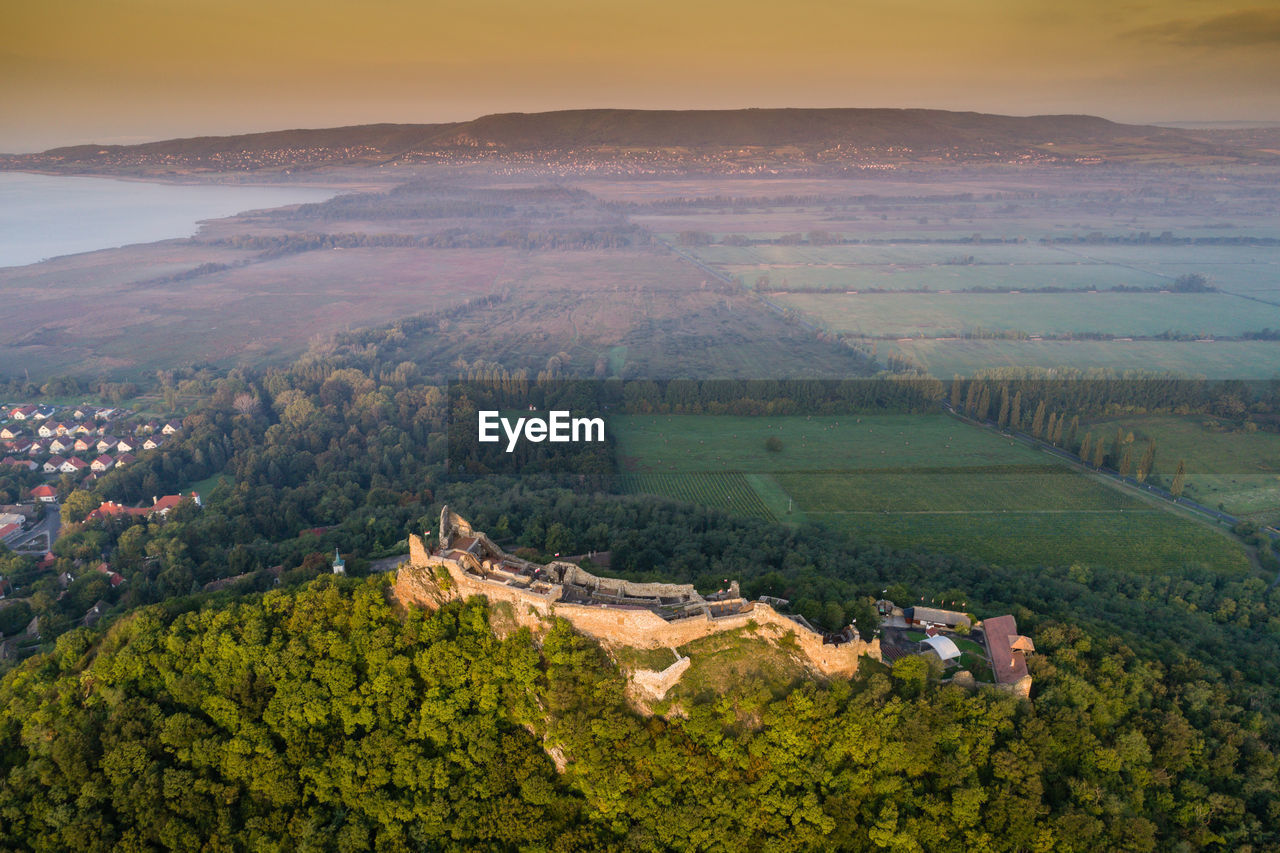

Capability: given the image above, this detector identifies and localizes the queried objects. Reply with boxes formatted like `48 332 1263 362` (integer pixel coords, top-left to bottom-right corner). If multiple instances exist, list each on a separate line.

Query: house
37 423 57 438
115 452 136 467
116 439 136 453
85 492 200 522
0 523 20 545
8 406 36 420
9 439 33 455
93 562 125 588
43 456 66 474
137 421 160 435
59 456 89 474
981 614 1034 697
95 408 117 421
31 406 56 420
48 437 73 454
0 426 24 440
91 454 114 472
73 437 95 453
72 406 97 420
25 440 46 456
148 492 201 518
903 606 971 631
30 485 57 503
162 421 182 435
96 436 118 453
82 600 108 628
142 437 164 450
56 571 73 589
1 457 37 471
73 422 96 435
85 501 136 522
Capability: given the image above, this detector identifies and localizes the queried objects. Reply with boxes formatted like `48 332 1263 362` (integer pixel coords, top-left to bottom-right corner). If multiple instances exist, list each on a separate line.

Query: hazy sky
3 0 1279 151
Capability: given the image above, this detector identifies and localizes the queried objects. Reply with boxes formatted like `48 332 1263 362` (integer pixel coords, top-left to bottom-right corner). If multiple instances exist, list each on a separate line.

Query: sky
3 0 1280 152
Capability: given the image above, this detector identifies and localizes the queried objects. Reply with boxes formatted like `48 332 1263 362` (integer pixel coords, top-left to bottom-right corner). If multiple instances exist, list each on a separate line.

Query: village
1 400 190 551
0 402 183 482
0 401 209 651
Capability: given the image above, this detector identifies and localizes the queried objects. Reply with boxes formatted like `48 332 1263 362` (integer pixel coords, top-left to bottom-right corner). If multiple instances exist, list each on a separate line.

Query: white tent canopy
921 635 961 661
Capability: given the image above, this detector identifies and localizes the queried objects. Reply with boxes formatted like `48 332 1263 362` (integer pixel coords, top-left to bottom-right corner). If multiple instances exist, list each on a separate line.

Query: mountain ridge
35 108 1176 156
6 107 1274 171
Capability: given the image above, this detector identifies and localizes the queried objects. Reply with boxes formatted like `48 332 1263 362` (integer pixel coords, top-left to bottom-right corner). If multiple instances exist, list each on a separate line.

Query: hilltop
4 108 1275 176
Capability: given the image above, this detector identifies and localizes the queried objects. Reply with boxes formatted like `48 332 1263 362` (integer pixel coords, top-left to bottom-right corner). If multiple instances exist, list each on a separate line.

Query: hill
4 108 1273 174
2 573 1275 849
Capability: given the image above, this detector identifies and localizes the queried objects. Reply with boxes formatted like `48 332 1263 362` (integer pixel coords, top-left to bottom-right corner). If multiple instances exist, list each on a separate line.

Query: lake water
0 172 337 268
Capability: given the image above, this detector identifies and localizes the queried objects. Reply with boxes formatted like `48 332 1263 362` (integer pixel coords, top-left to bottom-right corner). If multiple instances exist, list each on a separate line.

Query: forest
0 576 1275 850
1 348 1279 849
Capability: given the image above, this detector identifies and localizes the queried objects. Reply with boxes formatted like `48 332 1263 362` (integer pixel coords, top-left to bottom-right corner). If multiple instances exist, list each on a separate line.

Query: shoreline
0 172 342 269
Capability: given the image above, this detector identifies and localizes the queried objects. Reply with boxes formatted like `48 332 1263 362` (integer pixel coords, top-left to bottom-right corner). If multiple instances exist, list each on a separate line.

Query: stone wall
631 656 691 701
558 563 699 601
397 534 880 678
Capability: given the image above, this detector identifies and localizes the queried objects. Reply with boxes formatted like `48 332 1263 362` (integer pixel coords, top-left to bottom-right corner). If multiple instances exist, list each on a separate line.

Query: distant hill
5 108 1275 173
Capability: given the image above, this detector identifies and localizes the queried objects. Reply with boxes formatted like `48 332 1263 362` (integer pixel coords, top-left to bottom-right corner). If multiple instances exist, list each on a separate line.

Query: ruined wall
631 656 691 701
557 563 700 601
398 535 880 678
997 675 1033 699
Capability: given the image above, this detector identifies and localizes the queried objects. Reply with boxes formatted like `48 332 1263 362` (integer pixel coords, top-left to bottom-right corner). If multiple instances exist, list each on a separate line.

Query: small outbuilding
904 606 971 631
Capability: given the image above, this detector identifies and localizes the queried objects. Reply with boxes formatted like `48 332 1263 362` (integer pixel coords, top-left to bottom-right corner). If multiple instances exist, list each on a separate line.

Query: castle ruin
393 507 880 678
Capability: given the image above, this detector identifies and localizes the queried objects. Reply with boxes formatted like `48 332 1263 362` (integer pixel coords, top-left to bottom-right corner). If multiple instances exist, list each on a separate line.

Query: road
8 504 60 554
940 402 1279 550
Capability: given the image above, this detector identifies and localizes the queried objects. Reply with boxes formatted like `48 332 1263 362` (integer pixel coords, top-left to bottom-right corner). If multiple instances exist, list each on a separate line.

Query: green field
774 291 1280 338
614 414 1055 473
777 466 1136 512
614 414 1252 574
616 472 776 521
731 263 1165 293
681 234 1280 382
883 338 1280 379
1082 415 1280 526
693 243 1082 266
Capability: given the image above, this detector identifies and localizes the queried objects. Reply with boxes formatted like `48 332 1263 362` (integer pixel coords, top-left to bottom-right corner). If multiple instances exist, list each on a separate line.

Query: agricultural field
614 413 1252 574
773 291 1280 338
615 472 776 521
613 414 1055 473
635 170 1280 380
0 238 867 383
1073 245 1280 298
731 262 1164 293
1081 415 1280 527
881 338 1280 379
7 167 1278 385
